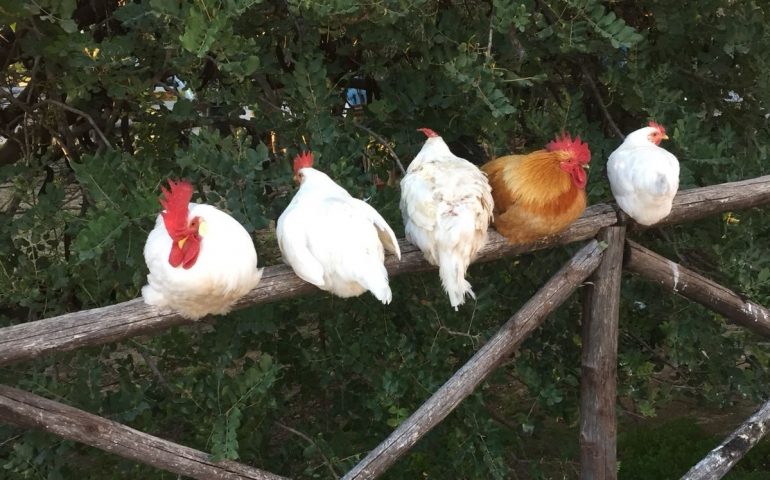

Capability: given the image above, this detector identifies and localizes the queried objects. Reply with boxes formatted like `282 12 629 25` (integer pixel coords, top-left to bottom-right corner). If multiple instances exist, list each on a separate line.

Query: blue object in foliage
347 87 368 107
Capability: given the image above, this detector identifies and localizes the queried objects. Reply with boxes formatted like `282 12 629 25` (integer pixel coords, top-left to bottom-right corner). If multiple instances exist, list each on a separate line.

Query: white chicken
400 128 494 310
607 122 680 225
276 152 401 303
142 180 263 319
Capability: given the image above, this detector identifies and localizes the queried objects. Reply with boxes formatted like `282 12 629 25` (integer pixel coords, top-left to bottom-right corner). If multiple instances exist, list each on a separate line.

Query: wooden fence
1 174 770 479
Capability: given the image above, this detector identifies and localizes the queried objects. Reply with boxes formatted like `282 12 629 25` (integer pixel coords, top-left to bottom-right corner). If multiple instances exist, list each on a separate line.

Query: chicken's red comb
417 127 439 138
159 179 193 239
293 151 314 175
648 121 666 135
545 133 591 165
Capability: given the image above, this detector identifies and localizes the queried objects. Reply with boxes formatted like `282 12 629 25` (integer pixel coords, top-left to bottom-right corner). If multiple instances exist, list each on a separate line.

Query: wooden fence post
342 240 605 480
580 226 625 480
0 385 289 480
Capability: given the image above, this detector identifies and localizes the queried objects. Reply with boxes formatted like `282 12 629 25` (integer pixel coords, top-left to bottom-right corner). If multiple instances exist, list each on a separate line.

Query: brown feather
481 149 588 244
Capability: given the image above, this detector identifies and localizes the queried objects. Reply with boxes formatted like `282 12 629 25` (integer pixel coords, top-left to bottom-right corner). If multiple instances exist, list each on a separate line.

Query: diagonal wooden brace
624 240 770 337
342 239 606 479
0 385 289 480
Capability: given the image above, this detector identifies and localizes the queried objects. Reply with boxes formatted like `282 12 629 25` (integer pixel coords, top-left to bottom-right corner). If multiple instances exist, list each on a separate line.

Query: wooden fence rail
681 397 770 480
0 203 615 367
0 385 288 480
2 174 770 480
2 175 769 367
624 241 770 337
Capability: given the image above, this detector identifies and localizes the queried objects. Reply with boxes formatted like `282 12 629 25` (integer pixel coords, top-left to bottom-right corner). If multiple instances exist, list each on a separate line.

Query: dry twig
41 99 113 150
579 64 624 140
353 123 406 175
275 421 340 478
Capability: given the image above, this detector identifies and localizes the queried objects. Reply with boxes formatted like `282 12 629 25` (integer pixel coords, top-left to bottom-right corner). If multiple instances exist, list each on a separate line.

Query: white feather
400 136 494 310
276 168 400 304
608 127 680 225
142 203 263 319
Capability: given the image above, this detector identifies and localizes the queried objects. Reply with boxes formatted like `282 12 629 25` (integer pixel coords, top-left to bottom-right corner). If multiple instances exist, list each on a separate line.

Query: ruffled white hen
277 152 401 303
142 180 263 319
400 128 494 310
608 122 680 225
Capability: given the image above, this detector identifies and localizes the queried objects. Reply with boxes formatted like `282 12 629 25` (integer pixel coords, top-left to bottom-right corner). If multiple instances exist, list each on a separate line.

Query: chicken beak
662 134 670 140
582 164 590 170
177 236 188 249
197 220 209 237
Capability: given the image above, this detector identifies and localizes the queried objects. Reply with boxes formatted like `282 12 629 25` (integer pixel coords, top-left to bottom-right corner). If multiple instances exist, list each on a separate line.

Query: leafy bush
1 0 769 478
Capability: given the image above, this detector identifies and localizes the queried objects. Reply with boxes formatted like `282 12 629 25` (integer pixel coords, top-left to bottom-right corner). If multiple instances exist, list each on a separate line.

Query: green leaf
242 55 260 75
58 18 77 33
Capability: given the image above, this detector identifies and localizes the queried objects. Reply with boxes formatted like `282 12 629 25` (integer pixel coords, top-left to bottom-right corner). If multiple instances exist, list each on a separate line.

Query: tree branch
0 201 618 366
275 421 339 478
352 123 406 175
579 63 624 140
40 99 113 150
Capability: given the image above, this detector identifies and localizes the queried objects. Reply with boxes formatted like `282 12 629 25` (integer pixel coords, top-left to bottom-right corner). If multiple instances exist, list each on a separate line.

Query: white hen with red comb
400 128 494 310
276 152 401 303
608 122 680 225
142 180 263 319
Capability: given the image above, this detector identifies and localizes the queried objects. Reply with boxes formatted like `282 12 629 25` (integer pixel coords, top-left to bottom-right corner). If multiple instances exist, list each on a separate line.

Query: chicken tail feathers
370 283 394 304
438 251 475 310
360 265 394 304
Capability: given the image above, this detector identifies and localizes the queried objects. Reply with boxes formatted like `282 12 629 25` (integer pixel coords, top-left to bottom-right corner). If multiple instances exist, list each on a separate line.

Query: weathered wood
0 385 288 480
580 227 625 480
0 204 616 367
660 175 770 227
342 240 606 480
1 174 770 367
681 398 770 480
624 241 770 337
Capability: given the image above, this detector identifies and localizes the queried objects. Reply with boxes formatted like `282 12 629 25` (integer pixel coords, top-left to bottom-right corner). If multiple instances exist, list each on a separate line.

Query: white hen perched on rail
608 122 680 225
142 180 263 319
277 152 401 303
400 128 494 310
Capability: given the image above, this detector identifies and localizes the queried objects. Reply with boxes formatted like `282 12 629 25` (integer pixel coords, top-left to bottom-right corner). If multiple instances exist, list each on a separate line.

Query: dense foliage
1 0 769 478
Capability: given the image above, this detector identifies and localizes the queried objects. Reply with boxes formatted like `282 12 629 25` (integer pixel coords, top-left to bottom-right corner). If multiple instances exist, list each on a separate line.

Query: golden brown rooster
481 133 591 244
